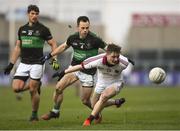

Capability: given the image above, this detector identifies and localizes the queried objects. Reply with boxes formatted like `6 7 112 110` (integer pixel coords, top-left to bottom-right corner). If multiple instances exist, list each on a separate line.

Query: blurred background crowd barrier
0 0 180 86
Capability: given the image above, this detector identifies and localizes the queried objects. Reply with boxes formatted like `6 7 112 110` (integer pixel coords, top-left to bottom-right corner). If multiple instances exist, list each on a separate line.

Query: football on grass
149 67 166 84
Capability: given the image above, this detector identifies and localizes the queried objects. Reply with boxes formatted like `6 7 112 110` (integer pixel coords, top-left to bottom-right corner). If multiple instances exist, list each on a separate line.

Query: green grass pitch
0 85 180 130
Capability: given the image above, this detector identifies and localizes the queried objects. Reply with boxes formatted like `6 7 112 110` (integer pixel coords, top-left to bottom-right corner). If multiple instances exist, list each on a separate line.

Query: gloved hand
40 53 52 64
52 70 65 81
50 58 60 70
4 63 14 75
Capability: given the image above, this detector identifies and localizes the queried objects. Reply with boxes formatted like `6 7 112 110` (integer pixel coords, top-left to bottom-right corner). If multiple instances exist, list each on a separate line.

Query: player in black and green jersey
4 5 60 121
41 16 106 122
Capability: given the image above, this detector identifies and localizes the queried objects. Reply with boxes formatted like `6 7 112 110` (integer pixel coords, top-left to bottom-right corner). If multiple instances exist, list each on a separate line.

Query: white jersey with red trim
82 53 129 86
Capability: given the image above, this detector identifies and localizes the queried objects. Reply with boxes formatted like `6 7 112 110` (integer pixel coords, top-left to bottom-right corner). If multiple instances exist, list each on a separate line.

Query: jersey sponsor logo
22 39 32 45
21 36 44 48
99 66 121 76
98 67 110 75
74 52 86 59
73 49 98 61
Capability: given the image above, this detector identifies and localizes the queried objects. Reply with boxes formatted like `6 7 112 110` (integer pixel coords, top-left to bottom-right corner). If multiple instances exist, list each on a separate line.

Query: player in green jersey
41 16 106 123
4 5 60 121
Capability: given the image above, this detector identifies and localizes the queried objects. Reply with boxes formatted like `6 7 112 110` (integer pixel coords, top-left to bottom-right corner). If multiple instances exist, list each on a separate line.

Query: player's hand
40 53 52 64
4 63 14 75
50 58 60 70
52 70 65 81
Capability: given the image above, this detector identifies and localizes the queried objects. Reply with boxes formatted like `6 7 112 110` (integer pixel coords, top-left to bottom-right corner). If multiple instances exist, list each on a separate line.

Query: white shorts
95 81 124 94
74 71 94 87
14 63 45 80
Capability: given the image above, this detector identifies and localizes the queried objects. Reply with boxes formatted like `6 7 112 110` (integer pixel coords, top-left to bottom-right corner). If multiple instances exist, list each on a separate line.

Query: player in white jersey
83 52 129 94
52 44 133 126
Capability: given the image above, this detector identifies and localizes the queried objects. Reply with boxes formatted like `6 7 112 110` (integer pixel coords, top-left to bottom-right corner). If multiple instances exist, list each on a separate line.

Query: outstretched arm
52 64 83 81
51 42 69 56
41 41 69 64
52 56 99 80
65 65 83 74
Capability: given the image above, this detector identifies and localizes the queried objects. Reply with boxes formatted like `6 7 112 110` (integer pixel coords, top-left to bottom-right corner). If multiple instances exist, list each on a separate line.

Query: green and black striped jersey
67 31 106 75
18 21 52 64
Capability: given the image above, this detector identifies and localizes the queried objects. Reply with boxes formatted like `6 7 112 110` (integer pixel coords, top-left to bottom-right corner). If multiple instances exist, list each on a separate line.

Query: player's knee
55 88 63 94
100 94 108 103
29 86 38 95
29 89 35 94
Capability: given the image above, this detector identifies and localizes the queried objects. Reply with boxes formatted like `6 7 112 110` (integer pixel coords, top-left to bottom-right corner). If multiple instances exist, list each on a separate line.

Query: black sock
95 114 100 119
88 115 95 122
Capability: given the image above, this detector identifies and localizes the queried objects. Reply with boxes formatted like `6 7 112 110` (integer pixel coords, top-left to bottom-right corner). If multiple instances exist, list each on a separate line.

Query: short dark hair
27 5 39 13
77 16 90 26
106 44 121 54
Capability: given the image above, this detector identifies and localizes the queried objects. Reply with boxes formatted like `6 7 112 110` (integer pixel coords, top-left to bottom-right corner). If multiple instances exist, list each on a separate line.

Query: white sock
52 108 59 114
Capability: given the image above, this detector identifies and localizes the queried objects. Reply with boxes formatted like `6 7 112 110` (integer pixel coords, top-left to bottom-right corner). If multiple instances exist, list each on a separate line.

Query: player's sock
87 115 95 122
52 108 59 114
29 111 39 121
52 104 60 113
54 104 60 110
95 114 100 119
32 111 38 118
